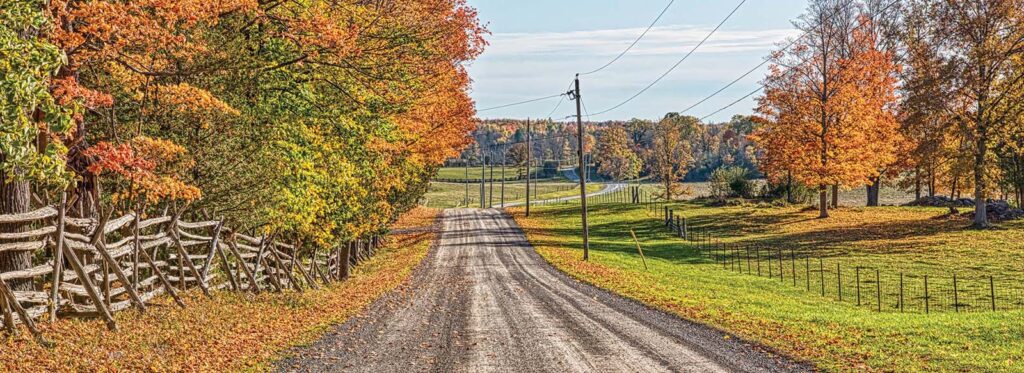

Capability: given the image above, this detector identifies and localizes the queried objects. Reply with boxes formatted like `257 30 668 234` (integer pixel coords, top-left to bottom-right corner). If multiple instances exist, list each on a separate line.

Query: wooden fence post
49 194 66 322
341 241 352 280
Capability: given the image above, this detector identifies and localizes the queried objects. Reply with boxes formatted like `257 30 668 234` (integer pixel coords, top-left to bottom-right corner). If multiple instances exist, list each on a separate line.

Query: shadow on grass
524 203 983 264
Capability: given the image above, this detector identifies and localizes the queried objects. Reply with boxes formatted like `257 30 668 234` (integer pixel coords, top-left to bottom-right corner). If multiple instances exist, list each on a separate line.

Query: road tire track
274 209 811 373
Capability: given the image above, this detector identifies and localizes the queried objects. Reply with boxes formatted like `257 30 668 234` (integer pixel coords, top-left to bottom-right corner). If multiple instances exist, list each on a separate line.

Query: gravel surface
274 209 812 373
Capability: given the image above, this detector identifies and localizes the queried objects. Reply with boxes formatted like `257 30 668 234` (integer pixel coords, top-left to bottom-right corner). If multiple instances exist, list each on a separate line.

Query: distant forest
457 115 759 182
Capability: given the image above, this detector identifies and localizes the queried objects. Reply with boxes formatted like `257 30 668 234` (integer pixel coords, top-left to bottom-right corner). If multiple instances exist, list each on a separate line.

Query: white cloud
486 25 799 57
469 24 800 121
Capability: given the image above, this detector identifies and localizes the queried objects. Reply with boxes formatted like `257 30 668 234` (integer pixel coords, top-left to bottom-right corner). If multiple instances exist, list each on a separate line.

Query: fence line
0 195 386 342
654 203 1024 314
553 186 1024 315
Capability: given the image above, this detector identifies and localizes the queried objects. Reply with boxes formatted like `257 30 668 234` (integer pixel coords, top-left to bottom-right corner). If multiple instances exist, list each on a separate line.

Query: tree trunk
786 171 793 204
0 172 32 291
818 185 829 218
831 184 839 209
928 168 936 197
914 167 922 200
866 177 881 207
973 130 990 228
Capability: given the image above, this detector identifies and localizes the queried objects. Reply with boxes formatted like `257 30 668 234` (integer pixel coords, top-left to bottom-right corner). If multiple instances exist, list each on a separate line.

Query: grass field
434 166 544 180
421 181 603 209
510 201 1024 372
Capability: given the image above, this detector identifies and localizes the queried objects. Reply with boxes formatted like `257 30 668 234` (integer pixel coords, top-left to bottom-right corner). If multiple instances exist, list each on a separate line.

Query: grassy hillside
512 202 1024 372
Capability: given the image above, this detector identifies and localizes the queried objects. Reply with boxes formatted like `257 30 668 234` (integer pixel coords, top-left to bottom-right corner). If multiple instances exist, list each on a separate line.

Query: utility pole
501 145 506 208
489 152 495 208
464 158 469 207
480 155 486 208
572 74 590 260
526 118 532 217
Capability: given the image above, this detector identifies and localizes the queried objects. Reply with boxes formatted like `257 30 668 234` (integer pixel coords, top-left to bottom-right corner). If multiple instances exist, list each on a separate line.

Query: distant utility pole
572 74 590 260
489 153 495 208
464 159 469 207
500 145 506 208
526 118 532 217
480 155 486 208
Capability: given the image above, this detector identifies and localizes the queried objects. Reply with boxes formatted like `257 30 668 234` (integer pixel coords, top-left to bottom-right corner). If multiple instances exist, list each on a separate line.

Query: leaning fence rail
0 196 385 341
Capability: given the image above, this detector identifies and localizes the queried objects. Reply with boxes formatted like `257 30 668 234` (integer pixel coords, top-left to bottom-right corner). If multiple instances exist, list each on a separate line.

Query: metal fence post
838 263 843 302
856 267 862 306
756 247 761 276
924 275 930 314
819 258 825 296
953 274 959 313
876 269 881 312
791 250 797 286
899 273 904 313
806 257 810 291
990 276 996 312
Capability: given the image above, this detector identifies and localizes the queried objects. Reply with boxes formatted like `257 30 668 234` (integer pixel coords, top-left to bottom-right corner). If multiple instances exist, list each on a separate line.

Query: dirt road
275 209 808 372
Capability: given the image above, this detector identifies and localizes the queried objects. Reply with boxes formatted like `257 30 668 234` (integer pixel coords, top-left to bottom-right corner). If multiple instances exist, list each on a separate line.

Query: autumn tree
596 124 642 181
919 0 1024 227
754 1 900 218
651 113 698 200
0 0 75 289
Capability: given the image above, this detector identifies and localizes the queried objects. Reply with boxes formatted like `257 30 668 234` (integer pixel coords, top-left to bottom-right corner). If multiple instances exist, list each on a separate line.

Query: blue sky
466 0 809 122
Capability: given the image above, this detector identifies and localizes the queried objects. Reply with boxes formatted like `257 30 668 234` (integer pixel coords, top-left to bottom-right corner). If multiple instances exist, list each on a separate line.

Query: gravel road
274 209 810 373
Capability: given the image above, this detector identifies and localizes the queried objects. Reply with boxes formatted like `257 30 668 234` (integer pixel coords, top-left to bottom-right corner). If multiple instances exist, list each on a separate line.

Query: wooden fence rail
0 197 382 341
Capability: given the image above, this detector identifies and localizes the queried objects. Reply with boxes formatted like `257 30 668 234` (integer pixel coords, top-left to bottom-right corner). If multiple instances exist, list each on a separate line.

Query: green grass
420 181 602 209
511 201 1024 372
434 166 545 180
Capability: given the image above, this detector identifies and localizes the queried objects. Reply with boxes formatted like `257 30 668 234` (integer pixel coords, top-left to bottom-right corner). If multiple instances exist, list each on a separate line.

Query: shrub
710 166 754 199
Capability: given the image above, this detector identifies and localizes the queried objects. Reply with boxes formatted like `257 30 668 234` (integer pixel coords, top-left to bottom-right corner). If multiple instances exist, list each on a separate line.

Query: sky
466 0 809 123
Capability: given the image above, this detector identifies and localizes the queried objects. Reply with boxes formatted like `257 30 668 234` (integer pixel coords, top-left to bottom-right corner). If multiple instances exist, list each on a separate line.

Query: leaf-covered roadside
0 208 439 372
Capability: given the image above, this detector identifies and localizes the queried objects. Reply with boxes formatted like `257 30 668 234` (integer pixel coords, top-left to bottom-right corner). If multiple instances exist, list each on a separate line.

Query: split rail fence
0 196 383 342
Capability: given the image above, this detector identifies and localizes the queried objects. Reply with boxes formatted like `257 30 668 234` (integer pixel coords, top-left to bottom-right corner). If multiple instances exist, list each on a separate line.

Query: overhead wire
693 0 902 122
588 0 748 117
579 0 676 76
476 92 567 113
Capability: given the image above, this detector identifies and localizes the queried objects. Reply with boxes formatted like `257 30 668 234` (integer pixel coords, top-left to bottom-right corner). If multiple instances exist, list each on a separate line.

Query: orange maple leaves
754 16 901 195
84 137 201 204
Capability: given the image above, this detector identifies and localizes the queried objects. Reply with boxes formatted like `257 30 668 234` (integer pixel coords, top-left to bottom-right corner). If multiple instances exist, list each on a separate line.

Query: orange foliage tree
754 2 900 218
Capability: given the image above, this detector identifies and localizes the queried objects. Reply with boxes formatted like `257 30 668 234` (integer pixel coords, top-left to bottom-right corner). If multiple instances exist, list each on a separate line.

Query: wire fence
655 204 1024 314
514 183 1024 314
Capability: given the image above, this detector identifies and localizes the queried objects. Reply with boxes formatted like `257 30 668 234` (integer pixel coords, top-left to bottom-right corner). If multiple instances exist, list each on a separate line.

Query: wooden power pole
572 75 590 260
526 118 531 217
500 145 506 208
480 156 486 208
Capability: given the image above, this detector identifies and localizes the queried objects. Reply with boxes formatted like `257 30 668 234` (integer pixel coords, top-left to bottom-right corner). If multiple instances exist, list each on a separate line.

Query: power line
679 36 803 115
693 0 902 122
539 80 576 120
588 0 748 117
579 0 676 76
699 86 762 122
477 93 567 113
